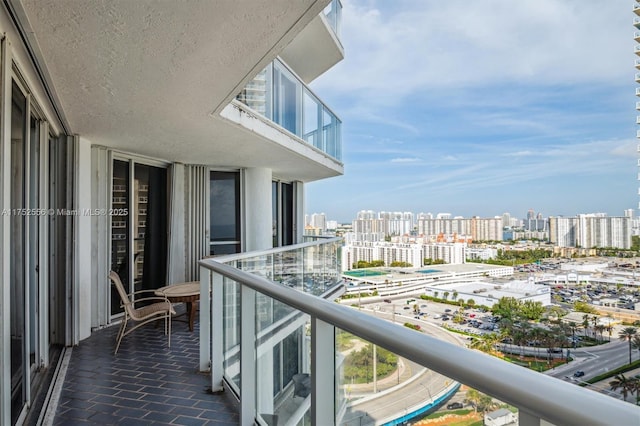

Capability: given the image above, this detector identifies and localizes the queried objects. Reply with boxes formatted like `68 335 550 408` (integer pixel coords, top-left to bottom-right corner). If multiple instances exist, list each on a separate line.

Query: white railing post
520 409 555 426
240 285 257 426
210 272 224 392
312 316 335 425
199 266 211 372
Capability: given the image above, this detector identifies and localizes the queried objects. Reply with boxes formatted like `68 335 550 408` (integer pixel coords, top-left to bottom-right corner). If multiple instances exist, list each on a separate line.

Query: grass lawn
499 354 569 372
415 409 482 426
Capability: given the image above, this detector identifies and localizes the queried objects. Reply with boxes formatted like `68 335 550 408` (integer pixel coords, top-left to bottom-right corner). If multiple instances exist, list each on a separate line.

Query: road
339 306 467 425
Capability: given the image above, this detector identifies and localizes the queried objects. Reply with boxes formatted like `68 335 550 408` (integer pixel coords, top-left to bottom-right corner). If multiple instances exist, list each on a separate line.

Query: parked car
444 308 452 313
446 402 463 410
573 370 585 378
383 299 392 303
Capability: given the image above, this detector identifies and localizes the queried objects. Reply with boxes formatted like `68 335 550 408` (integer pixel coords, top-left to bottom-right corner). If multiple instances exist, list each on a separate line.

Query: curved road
340 308 466 425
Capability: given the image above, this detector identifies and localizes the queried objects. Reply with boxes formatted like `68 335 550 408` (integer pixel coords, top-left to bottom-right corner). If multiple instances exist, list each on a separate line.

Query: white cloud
313 0 629 103
390 157 421 163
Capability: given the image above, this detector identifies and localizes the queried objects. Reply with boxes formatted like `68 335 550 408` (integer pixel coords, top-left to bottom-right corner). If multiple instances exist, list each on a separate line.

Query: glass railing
198 240 639 425
236 59 342 162
324 0 342 40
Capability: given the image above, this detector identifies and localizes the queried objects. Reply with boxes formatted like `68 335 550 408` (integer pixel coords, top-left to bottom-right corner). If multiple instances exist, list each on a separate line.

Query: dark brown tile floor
52 312 239 425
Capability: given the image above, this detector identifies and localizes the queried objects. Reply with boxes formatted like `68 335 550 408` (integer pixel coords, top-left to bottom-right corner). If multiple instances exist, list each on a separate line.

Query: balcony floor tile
52 311 238 425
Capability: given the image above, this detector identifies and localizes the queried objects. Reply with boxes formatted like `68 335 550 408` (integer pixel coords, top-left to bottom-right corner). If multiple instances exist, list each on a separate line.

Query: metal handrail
207 236 342 264
199 257 640 426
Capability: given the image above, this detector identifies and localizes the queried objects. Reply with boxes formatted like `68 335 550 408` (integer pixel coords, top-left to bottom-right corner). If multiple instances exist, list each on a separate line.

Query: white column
311 317 335 425
244 168 272 251
75 137 93 341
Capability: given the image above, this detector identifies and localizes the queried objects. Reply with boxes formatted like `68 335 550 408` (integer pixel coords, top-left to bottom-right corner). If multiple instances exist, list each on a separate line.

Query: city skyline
306 0 634 223
308 208 633 227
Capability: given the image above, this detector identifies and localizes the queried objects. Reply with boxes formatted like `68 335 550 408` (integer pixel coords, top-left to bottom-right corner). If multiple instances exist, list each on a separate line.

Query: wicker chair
109 271 175 354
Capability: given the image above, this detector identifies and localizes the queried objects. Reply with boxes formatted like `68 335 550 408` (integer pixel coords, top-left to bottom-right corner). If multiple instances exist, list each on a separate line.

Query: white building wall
244 168 273 251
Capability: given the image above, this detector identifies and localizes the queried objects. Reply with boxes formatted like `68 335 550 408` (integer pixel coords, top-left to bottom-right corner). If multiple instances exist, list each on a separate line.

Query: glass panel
223 276 241 391
28 115 40 373
324 0 342 38
10 80 26 423
111 160 130 315
303 89 320 149
134 164 168 292
210 171 241 255
236 67 269 116
256 291 310 426
273 62 299 135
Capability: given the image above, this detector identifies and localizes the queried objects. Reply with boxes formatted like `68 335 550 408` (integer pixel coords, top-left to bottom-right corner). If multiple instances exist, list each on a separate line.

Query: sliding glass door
110 159 168 316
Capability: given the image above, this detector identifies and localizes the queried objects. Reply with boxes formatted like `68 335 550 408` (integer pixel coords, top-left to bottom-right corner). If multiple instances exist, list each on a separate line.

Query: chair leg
114 317 128 354
168 313 172 348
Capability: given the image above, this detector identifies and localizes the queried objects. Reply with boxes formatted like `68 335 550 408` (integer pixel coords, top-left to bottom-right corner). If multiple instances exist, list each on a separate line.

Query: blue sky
305 0 636 223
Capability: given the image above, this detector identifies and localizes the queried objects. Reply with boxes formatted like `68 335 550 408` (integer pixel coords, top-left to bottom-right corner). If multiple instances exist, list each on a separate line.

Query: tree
452 291 458 302
619 327 639 365
491 297 521 321
609 374 636 402
632 335 640 362
520 300 545 321
443 291 450 301
465 389 481 412
470 333 500 354
594 324 605 343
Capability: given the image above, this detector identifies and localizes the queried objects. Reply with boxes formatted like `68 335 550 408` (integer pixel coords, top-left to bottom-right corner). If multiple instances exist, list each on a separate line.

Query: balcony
635 45 640 56
235 59 342 162
198 240 640 426
635 17 640 29
636 32 640 43
635 3 640 16
280 0 344 83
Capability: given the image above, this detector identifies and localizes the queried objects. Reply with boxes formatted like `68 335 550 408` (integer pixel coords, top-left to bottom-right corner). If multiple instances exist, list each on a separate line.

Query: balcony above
635 3 640 16
279 0 344 84
635 31 640 43
12 0 340 180
230 59 343 170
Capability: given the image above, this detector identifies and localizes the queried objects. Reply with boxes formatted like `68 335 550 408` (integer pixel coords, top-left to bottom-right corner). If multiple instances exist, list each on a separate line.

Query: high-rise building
0 1 344 423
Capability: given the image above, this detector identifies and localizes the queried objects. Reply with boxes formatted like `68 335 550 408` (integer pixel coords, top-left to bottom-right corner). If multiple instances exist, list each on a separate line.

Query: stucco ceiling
15 0 339 181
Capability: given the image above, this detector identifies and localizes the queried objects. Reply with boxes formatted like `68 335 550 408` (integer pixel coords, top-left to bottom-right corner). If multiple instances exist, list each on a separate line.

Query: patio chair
109 270 175 354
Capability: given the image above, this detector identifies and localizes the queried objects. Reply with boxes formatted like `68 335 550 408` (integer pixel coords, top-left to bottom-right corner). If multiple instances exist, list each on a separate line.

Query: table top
155 281 200 298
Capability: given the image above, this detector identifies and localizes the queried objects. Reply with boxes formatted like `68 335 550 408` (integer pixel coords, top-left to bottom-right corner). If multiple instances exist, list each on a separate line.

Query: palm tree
443 291 449 301
465 388 481 412
632 335 640 363
582 314 591 338
470 333 500 354
610 374 635 402
452 291 458 302
619 327 639 365
594 324 605 343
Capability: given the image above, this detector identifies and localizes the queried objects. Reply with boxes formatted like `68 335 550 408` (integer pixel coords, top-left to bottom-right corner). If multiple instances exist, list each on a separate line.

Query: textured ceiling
17 0 339 181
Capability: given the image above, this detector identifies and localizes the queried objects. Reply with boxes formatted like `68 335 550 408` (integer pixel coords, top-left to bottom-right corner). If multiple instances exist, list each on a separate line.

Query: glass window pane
210 171 240 254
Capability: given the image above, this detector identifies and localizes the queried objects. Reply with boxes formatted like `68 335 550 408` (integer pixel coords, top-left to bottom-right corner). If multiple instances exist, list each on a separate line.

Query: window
210 171 241 255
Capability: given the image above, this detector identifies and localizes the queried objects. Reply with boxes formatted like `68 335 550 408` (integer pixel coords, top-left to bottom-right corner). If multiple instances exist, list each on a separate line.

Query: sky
305 0 636 223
